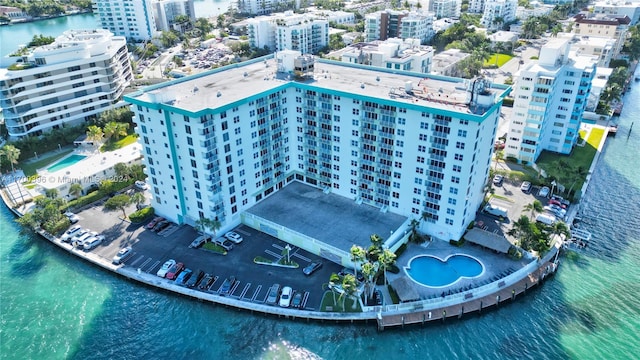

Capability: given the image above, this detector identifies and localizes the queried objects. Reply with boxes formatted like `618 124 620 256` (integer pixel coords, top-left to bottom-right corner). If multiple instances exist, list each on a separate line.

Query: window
458 130 467 137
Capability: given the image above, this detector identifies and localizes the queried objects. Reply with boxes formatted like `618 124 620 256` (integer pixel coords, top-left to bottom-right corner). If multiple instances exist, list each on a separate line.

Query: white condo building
516 1 555 20
468 0 486 13
124 51 509 246
237 0 301 15
481 0 518 31
593 0 640 25
0 29 133 139
92 0 157 41
572 14 631 57
337 38 434 73
153 0 196 32
247 12 328 54
365 10 435 43
505 38 596 164
430 0 462 19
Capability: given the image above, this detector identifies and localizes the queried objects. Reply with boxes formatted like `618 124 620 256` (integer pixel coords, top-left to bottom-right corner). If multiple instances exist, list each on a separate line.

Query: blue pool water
405 254 484 287
46 154 87 172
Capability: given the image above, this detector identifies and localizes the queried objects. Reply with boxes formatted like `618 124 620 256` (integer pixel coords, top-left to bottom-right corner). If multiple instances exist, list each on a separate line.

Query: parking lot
71 201 343 311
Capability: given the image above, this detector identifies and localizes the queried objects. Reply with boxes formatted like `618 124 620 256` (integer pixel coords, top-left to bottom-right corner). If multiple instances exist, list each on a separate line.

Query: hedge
129 207 154 223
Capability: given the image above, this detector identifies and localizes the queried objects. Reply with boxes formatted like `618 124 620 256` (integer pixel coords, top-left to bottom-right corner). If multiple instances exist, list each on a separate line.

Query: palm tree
378 249 397 286
69 183 83 199
131 192 146 209
45 188 59 199
115 122 129 140
361 261 378 301
550 221 570 243
326 272 341 305
567 166 588 198
0 144 21 173
195 217 222 237
494 150 504 170
350 245 366 278
86 125 104 148
339 273 358 310
103 121 118 141
369 233 383 249
523 200 543 220
408 218 420 242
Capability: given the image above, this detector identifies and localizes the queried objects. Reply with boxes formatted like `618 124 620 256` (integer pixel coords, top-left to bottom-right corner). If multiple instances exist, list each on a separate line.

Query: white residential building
572 14 631 57
481 0 518 31
236 0 301 15
247 12 328 54
365 10 435 43
92 0 157 41
338 38 434 73
469 0 486 14
570 34 616 67
0 30 133 139
593 0 640 25
153 0 196 32
306 9 355 25
516 1 555 20
124 52 509 244
505 38 596 164
585 66 613 112
430 0 462 19
431 49 470 76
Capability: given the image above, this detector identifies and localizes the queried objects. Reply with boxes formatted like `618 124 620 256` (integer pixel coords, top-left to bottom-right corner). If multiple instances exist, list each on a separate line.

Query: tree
160 30 179 48
104 194 132 218
523 200 543 220
550 221 570 243
339 273 358 310
349 245 366 278
195 217 222 237
86 125 104 147
103 121 118 141
328 33 345 51
408 218 420 243
69 183 83 199
195 18 213 37
45 188 59 199
361 261 378 301
494 150 504 170
113 162 130 180
0 144 21 173
378 249 396 286
326 272 341 305
131 192 146 209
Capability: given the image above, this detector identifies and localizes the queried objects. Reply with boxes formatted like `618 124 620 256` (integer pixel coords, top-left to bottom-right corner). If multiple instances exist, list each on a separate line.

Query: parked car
303 262 323 276
492 174 504 186
279 286 293 307
544 205 566 218
214 238 234 251
186 270 205 288
551 195 570 207
520 181 532 193
199 274 214 290
64 211 80 224
166 262 184 280
157 259 176 278
338 268 364 282
266 284 281 305
291 292 303 308
190 235 209 248
538 186 550 197
83 234 105 251
219 276 236 295
483 203 508 218
70 228 90 243
146 217 165 230
548 199 567 209
61 225 83 242
134 180 149 190
74 231 96 247
175 268 193 285
224 231 243 244
112 246 133 265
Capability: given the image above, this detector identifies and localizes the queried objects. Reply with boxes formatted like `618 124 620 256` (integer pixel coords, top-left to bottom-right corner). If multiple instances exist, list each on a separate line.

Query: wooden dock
377 260 558 330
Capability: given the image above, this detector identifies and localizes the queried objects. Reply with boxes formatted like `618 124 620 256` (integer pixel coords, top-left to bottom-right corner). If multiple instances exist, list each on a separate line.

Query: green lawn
100 134 139 152
21 149 74 177
484 54 513 68
320 291 362 312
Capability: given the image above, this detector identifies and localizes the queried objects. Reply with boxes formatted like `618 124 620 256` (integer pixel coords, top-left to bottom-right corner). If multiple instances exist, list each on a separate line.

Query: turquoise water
46 155 87 172
405 255 483 287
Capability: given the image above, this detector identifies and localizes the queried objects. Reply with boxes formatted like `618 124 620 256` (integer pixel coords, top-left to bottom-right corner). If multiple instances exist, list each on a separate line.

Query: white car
538 186 550 197
157 259 176 278
64 211 80 224
190 235 210 248
83 235 105 251
76 231 98 247
224 231 243 244
134 180 149 190
61 225 82 242
112 247 133 265
279 286 293 307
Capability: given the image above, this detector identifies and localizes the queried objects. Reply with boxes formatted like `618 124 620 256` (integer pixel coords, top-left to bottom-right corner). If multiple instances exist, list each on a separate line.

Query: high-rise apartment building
430 0 462 19
0 30 132 139
236 0 301 15
573 14 631 57
480 0 517 31
365 10 435 43
92 0 157 41
505 38 596 163
247 12 328 54
153 0 196 32
124 51 508 243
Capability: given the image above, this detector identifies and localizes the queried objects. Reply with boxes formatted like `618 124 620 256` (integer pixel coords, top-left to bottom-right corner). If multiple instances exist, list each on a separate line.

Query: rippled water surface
1 65 639 360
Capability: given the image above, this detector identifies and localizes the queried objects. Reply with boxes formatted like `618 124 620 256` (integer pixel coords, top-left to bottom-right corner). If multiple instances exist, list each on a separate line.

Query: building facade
430 0 462 19
505 38 596 163
481 0 518 31
153 0 196 32
124 53 508 243
247 12 328 54
338 38 434 73
0 30 133 139
593 0 640 25
236 0 301 15
365 10 435 43
573 14 631 57
92 0 157 41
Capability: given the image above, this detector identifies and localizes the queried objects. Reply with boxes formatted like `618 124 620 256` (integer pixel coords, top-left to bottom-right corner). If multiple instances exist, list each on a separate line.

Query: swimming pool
46 154 87 172
405 254 484 288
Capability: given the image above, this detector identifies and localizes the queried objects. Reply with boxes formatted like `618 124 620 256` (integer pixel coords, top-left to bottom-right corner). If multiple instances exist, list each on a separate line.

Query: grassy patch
484 53 513 67
20 150 74 176
202 242 227 254
319 291 362 312
100 134 139 152
254 256 273 264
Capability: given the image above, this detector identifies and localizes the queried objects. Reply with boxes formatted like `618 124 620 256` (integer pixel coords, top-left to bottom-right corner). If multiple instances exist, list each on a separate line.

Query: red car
548 199 566 209
146 217 165 229
166 262 184 280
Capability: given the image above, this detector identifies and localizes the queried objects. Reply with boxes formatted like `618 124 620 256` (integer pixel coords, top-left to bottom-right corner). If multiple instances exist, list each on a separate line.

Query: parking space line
301 291 309 309
292 252 311 263
229 281 240 295
130 254 145 267
235 228 251 236
250 285 262 301
264 249 281 259
146 260 160 273
207 276 219 291
239 283 251 299
138 257 152 270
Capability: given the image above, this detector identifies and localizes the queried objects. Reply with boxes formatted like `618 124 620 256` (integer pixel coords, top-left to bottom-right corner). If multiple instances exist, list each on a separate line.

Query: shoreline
0 10 93 26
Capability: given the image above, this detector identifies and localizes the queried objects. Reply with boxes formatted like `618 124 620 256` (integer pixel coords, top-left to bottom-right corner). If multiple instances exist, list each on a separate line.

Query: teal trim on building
163 110 186 223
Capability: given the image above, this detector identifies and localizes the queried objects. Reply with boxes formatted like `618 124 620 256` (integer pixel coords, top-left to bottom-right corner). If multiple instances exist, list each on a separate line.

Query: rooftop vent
360 83 365 89
376 76 380 82
243 72 248 77
217 91 222 97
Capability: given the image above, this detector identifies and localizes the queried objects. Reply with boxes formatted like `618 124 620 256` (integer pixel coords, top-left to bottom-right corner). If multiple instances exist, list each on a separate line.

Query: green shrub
502 98 514 107
45 218 71 235
449 238 466 247
395 243 408 257
387 264 400 274
254 256 272 263
203 242 226 254
129 207 154 223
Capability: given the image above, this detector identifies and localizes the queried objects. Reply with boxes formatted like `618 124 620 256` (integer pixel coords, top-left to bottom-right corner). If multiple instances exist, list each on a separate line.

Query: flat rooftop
246 181 407 251
128 56 505 116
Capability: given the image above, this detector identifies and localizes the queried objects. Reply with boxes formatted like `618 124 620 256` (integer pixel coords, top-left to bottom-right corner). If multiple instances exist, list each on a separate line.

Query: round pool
405 254 484 288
